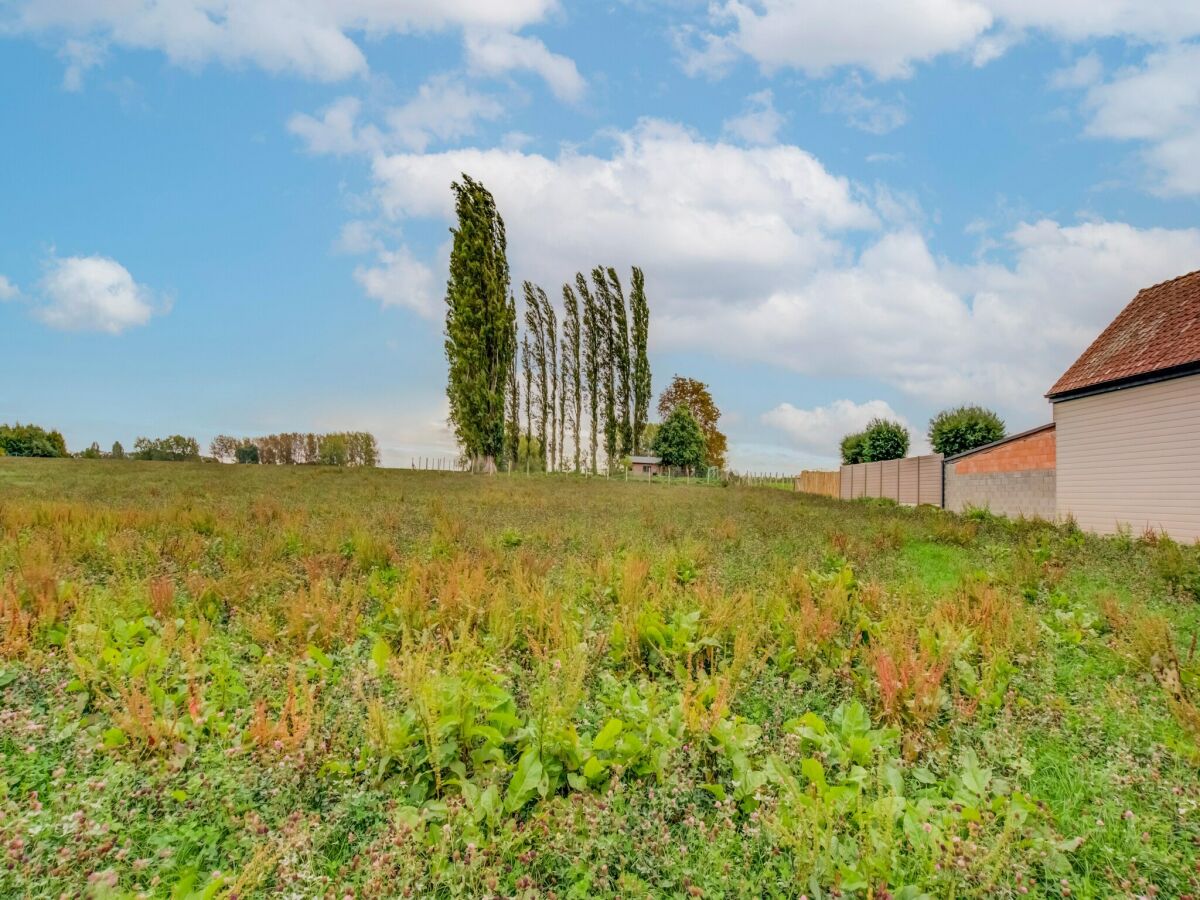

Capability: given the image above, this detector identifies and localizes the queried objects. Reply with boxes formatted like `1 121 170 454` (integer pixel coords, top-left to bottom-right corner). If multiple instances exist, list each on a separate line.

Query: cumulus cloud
762 398 913 458
0 275 19 300
9 0 560 83
289 77 504 156
822 79 908 134
34 255 159 334
350 119 1200 423
721 89 785 144
684 0 1200 80
464 31 586 103
354 246 438 318
1080 42 1200 195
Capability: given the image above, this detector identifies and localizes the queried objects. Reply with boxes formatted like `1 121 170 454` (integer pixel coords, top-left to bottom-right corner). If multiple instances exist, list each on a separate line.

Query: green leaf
592 718 624 751
800 757 827 792
102 727 128 749
504 747 545 812
370 637 391 674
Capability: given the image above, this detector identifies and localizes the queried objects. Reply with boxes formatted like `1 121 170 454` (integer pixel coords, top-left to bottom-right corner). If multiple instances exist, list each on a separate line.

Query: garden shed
1047 269 1200 541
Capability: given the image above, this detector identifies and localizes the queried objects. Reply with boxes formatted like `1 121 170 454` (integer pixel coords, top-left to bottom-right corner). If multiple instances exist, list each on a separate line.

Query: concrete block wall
944 467 1056 520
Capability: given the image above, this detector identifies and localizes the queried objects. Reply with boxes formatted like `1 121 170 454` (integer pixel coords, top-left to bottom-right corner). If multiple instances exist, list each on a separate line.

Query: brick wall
953 426 1055 474
944 468 1056 520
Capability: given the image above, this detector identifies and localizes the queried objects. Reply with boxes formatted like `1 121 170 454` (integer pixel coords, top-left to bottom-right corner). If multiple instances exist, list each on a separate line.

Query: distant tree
928 405 1006 457
861 418 909 462
110 441 125 460
235 443 260 464
318 433 349 467
0 423 68 458
210 435 239 462
656 376 727 470
840 431 867 465
653 406 706 471
561 283 582 472
629 266 651 453
444 174 516 475
578 274 602 473
79 442 103 459
133 435 200 461
640 422 660 453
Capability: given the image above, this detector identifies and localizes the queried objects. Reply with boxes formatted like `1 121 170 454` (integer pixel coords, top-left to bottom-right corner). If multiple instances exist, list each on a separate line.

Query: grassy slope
0 459 1198 899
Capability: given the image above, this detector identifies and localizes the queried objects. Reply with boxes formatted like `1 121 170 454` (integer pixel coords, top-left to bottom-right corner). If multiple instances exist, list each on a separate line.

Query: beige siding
839 455 945 505
1055 373 1200 541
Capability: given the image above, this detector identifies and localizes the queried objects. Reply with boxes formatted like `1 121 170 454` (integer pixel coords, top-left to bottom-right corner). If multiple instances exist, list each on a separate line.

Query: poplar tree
540 289 558 473
523 281 549 470
630 266 651 453
562 284 582 472
444 175 515 474
578 273 602 473
606 267 633 457
505 299 520 468
521 333 534 463
591 267 618 470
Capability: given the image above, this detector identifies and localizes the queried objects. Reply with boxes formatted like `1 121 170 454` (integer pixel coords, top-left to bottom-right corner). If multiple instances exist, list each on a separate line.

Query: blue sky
2 2 1199 469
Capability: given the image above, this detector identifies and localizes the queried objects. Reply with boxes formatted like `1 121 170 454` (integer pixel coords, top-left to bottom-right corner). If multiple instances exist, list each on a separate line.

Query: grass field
2 459 1199 899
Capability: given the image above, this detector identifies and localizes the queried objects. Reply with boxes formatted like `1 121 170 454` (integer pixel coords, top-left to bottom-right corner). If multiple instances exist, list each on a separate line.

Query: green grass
1 458 1198 899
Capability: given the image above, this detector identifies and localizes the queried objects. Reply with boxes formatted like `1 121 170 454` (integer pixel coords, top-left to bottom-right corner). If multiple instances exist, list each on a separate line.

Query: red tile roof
1048 269 1200 398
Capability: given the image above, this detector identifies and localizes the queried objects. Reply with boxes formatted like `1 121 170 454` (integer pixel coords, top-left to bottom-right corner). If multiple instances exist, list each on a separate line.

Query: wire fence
407 457 797 490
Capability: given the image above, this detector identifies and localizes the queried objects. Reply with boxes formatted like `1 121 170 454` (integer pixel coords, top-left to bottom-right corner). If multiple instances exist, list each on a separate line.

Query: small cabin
630 455 664 476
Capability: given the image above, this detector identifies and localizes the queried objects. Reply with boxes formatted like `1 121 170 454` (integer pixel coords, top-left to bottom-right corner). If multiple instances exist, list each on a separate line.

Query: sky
2 1 1199 471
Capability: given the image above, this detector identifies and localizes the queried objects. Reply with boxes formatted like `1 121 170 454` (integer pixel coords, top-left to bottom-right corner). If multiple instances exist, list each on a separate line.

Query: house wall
943 427 1057 520
1054 373 1200 541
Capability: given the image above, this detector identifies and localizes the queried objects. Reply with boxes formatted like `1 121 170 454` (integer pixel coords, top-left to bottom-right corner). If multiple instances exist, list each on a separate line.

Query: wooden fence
839 454 943 506
794 470 840 498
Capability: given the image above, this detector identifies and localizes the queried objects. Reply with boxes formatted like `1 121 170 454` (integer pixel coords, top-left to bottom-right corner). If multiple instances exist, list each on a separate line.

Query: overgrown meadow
2 460 1199 899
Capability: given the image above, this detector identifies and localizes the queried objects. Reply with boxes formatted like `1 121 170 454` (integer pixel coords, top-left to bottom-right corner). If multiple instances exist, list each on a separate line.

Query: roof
629 455 662 464
1047 269 1200 399
943 422 1055 462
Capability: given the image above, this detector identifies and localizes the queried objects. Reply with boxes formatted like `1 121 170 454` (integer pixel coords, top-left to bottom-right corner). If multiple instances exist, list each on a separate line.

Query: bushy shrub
840 431 867 464
862 418 909 462
235 443 260 464
0 423 68 457
928 405 1006 456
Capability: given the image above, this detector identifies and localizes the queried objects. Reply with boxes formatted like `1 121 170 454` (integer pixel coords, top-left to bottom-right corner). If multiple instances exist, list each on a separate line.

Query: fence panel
795 470 840 497
839 454 944 506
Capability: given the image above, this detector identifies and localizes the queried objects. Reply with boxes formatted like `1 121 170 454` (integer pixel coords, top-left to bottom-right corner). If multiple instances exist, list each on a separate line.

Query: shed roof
630 455 662 464
1047 269 1200 399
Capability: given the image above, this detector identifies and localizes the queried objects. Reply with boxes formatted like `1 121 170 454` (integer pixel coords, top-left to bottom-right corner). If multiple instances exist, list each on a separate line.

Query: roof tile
1048 269 1200 397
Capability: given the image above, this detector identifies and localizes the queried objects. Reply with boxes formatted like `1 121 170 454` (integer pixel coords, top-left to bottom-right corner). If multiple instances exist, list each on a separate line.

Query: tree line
445 174 654 474
210 432 379 467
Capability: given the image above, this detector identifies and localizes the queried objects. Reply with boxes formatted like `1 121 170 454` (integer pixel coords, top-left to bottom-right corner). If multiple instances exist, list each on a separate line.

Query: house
943 423 1056 520
629 455 664 476
1047 269 1200 541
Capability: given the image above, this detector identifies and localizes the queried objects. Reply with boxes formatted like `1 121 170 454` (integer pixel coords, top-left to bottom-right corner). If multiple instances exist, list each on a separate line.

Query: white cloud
465 31 586 102
354 246 438 318
10 0 559 82
685 0 1200 80
289 77 504 156
35 255 159 334
1081 43 1200 195
691 0 994 80
1048 51 1102 90
721 89 785 144
347 119 1200 428
0 275 18 300
823 79 908 134
57 38 105 90
763 398 913 458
